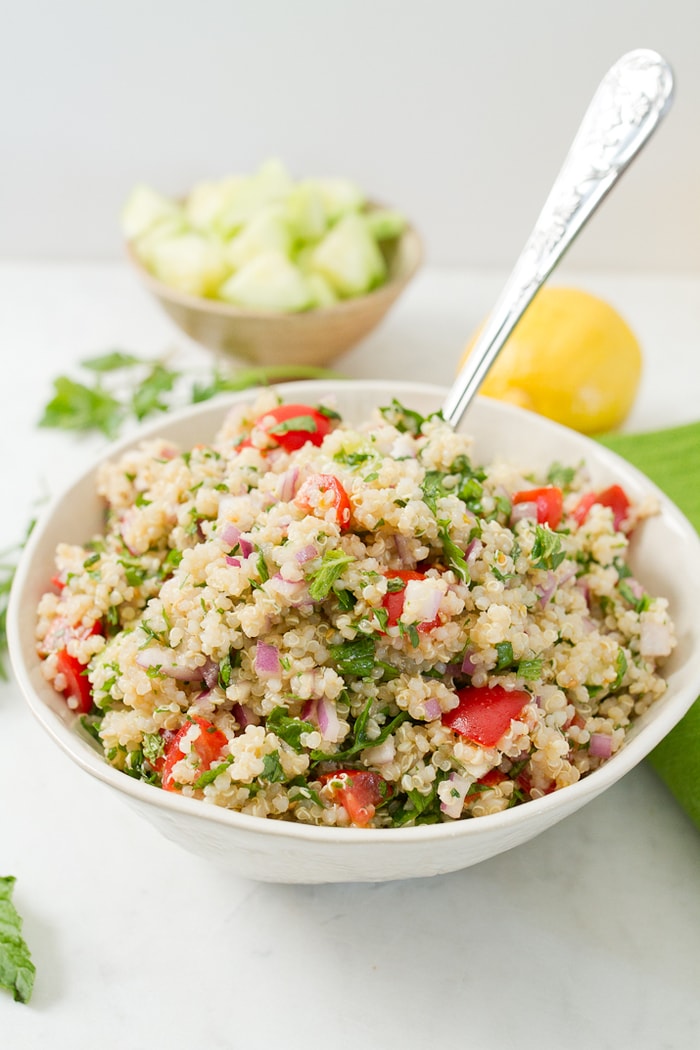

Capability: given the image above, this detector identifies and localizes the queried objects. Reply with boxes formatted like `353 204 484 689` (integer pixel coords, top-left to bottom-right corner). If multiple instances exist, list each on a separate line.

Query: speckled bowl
9 380 700 883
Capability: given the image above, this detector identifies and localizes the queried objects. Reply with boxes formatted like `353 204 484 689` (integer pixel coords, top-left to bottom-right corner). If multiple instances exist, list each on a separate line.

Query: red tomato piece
380 569 440 632
572 484 631 531
161 716 228 792
55 649 94 714
241 404 333 453
319 769 390 826
295 473 352 529
478 768 508 787
442 685 530 748
512 486 563 529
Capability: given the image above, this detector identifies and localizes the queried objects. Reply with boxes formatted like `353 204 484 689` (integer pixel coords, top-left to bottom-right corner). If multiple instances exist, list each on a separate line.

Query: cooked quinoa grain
36 394 676 827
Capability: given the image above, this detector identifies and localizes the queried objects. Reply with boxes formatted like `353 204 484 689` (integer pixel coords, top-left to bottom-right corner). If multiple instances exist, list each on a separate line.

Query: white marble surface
1 263 699 1049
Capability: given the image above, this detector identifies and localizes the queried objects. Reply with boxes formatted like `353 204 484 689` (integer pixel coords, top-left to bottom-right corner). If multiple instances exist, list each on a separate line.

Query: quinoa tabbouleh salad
36 393 676 828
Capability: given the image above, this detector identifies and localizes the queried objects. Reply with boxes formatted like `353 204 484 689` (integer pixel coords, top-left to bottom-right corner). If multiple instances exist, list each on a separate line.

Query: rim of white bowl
8 379 700 845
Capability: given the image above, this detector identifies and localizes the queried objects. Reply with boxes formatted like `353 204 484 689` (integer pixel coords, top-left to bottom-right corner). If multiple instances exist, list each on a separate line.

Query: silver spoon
443 48 674 430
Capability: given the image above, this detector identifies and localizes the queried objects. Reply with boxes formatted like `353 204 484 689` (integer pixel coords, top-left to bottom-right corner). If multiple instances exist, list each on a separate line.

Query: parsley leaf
438 523 470 583
306 550 355 601
193 756 234 789
330 636 376 677
267 707 315 753
39 376 123 438
0 877 36 1003
131 363 179 421
546 461 577 489
531 525 566 571
495 641 514 670
379 398 430 435
260 750 286 783
81 349 145 372
268 414 317 435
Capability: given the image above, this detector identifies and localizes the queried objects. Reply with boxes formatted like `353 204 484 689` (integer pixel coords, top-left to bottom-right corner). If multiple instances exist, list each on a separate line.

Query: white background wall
1 0 699 270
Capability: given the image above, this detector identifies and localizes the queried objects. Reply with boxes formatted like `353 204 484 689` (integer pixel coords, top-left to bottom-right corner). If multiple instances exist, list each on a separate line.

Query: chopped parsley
268 414 318 436
531 525 566 571
547 461 577 489
330 636 376 677
379 398 431 435
267 707 315 753
495 641 514 671
193 755 234 789
306 550 355 601
0 876 36 1004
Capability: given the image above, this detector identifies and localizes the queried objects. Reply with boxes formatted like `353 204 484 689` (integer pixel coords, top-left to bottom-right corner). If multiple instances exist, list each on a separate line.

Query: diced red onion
278 467 300 502
511 501 538 524
589 733 613 759
317 698 342 742
233 702 260 728
225 556 241 567
202 659 220 690
639 621 673 658
627 578 645 600
394 534 414 567
362 738 396 766
301 699 317 722
423 697 442 721
440 773 471 819
221 523 253 557
465 538 483 564
135 648 205 681
536 571 557 607
295 544 318 565
254 642 281 676
461 649 477 675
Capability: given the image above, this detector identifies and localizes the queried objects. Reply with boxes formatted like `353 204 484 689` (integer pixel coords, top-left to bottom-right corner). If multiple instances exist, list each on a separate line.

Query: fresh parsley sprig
0 876 35 1004
39 352 344 439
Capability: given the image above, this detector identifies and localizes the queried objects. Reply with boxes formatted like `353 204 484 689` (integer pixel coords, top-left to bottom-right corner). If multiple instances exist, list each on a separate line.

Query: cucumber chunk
219 251 313 312
310 213 386 297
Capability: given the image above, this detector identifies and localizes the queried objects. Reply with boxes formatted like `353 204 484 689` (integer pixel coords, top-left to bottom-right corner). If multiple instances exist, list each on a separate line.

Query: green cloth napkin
598 420 700 828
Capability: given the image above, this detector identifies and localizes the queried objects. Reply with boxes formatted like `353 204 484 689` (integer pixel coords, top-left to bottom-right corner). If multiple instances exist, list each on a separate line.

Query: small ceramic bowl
126 222 422 366
9 381 700 883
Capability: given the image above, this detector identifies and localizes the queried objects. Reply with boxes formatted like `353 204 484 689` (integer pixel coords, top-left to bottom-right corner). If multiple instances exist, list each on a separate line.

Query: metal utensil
443 48 674 430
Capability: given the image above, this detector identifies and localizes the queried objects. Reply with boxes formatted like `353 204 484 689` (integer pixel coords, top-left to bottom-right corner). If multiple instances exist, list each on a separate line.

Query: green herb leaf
268 414 317 435
131 363 179 421
39 376 123 437
306 550 355 601
495 641 514 671
531 525 566 571
392 771 448 827
438 523 470 583
421 471 448 514
379 398 433 436
517 658 544 680
0 876 36 1004
267 707 316 752
193 756 233 789
611 648 628 691
330 636 376 677
546 461 577 489
260 750 286 783
81 350 146 372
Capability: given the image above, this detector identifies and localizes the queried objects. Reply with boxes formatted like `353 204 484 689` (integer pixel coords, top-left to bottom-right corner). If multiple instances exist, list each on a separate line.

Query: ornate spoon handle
442 49 674 430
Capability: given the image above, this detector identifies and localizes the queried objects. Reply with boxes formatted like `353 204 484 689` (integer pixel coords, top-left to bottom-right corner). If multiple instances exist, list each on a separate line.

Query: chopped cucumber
219 251 313 312
123 160 406 310
364 208 407 240
310 212 386 297
307 177 365 222
185 176 245 231
225 207 292 270
122 185 181 240
149 234 229 298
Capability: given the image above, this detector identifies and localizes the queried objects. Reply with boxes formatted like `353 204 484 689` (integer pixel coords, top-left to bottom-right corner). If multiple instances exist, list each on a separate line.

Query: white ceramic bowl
9 380 700 883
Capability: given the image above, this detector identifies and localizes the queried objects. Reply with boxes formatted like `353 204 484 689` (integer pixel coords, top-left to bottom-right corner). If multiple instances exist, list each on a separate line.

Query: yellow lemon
460 286 642 433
